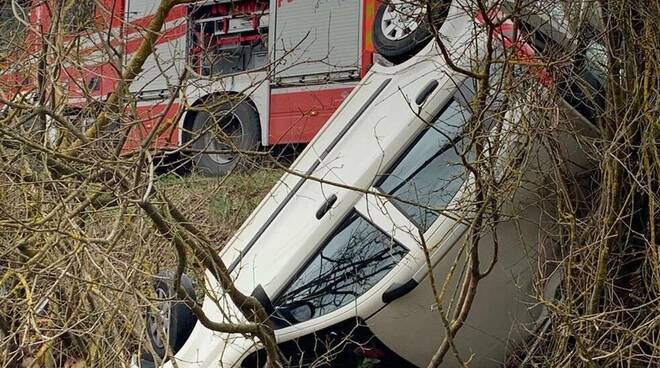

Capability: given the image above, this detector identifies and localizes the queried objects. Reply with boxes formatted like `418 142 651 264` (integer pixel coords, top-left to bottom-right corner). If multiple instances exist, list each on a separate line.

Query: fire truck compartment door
269 0 360 81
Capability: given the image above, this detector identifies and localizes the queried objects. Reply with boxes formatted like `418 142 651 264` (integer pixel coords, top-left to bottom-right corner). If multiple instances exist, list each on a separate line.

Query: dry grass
159 169 283 246
0 166 283 366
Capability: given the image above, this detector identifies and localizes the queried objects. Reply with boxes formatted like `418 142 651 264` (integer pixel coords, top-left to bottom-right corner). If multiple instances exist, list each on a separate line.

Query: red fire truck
3 0 439 174
1 0 388 174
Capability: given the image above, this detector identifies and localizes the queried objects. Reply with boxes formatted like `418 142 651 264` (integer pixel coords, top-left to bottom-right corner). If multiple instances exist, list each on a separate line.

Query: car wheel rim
148 287 170 350
381 0 425 41
201 112 244 165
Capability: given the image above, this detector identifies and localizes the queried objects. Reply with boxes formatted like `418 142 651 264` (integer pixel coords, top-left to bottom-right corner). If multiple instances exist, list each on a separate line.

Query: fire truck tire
372 0 451 63
190 100 260 176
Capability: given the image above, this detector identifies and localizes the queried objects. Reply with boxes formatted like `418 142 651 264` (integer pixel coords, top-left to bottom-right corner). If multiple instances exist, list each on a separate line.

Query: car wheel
372 0 451 63
145 272 197 361
191 99 260 176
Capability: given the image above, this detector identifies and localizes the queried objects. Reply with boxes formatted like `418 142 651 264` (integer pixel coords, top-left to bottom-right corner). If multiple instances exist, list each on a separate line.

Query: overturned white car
138 1 605 367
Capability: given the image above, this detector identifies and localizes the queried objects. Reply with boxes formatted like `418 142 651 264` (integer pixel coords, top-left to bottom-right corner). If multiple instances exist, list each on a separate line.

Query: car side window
274 212 407 325
376 99 470 231
518 22 607 122
569 38 607 121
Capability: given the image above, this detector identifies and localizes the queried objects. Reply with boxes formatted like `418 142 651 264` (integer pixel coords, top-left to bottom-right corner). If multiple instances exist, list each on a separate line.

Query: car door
363 94 546 368
235 197 427 367
240 81 477 368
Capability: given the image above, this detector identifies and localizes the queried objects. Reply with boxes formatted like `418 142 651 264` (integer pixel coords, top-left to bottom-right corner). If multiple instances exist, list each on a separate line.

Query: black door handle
382 278 419 304
415 80 439 106
315 194 338 219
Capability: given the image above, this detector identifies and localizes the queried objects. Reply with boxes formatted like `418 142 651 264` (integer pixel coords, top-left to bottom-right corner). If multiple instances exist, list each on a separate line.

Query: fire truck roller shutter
372 0 451 64
189 96 260 176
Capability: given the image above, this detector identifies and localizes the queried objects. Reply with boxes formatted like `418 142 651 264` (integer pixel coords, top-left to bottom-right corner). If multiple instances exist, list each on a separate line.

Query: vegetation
0 0 658 367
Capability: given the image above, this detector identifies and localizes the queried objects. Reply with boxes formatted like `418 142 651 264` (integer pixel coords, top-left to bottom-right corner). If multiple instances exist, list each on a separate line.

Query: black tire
372 0 451 64
190 99 260 176
145 272 197 361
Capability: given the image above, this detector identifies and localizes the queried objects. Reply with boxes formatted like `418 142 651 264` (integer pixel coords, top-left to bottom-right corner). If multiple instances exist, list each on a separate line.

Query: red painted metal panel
59 0 125 42
123 102 182 152
124 5 187 36
361 0 377 77
268 87 354 144
123 22 187 54
475 11 553 87
100 0 125 28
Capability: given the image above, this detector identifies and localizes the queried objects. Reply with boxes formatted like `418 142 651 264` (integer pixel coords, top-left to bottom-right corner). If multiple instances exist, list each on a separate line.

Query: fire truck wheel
191 100 260 176
144 271 197 362
372 0 451 63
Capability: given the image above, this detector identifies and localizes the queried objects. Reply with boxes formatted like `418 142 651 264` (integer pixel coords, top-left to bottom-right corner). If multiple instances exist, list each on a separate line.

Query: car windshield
376 98 470 231
273 212 407 325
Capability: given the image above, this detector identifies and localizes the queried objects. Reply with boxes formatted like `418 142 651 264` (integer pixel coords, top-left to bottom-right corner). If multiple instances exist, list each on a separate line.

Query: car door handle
415 79 439 106
382 278 419 304
315 194 338 219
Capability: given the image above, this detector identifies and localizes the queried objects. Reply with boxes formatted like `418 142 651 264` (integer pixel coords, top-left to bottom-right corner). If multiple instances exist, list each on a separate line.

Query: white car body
145 1 600 367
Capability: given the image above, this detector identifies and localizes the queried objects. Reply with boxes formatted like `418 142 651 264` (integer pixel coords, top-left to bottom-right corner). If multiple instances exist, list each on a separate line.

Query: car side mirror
278 302 316 324
289 302 315 323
